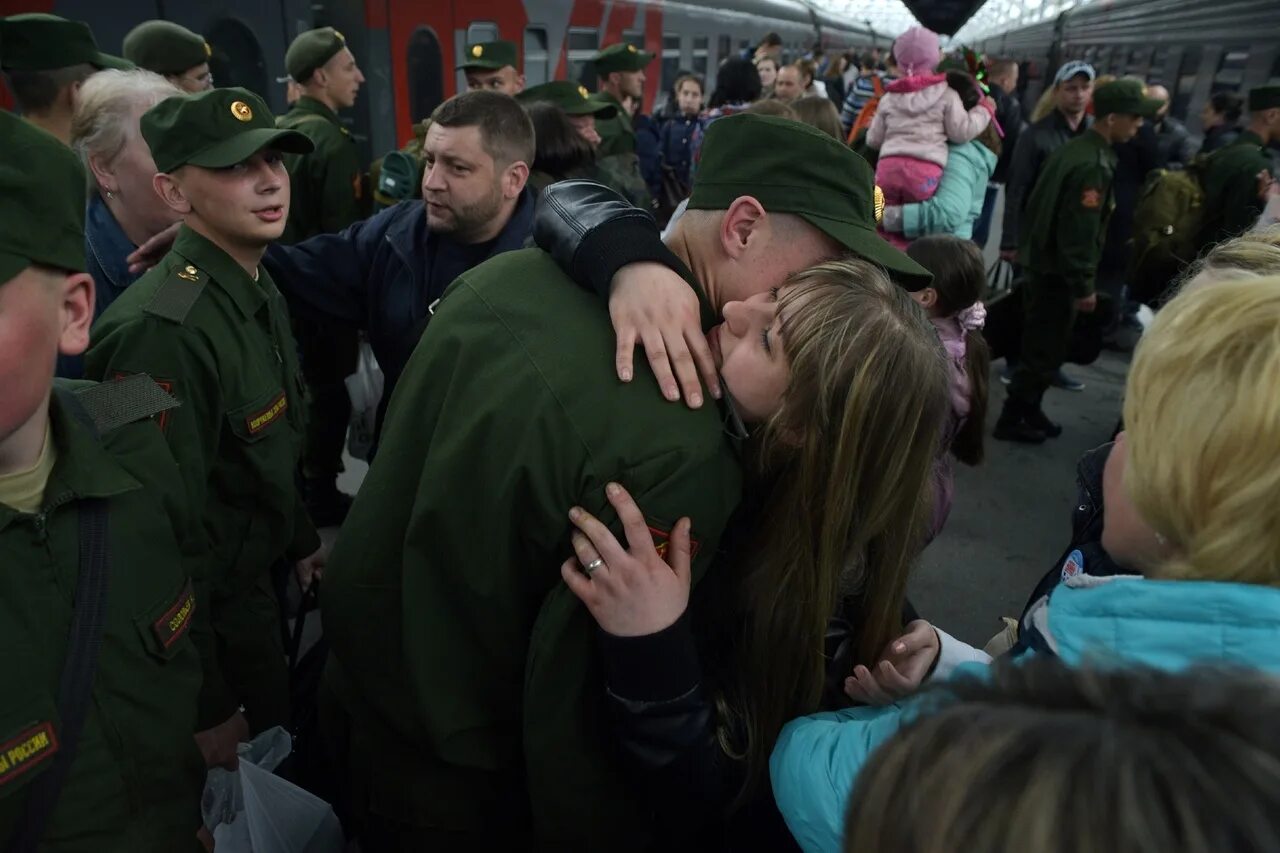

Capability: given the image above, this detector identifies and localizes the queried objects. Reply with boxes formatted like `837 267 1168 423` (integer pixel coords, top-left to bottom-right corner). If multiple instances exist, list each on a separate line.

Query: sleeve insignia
152 578 196 649
1081 188 1102 209
0 722 59 787
646 521 700 561
110 372 176 433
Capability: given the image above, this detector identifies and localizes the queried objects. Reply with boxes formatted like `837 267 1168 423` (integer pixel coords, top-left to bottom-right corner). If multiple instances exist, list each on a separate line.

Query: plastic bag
202 727 343 853
344 339 383 461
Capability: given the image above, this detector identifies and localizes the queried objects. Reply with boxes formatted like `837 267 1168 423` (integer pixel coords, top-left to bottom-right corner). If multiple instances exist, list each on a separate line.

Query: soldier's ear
57 271 94 357
154 172 193 216
720 196 767 260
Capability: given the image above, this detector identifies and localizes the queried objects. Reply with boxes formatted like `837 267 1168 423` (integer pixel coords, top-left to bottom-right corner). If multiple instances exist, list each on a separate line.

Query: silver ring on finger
583 558 605 576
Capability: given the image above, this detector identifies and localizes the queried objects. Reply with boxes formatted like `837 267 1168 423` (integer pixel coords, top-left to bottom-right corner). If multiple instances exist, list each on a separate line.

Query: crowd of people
3 9 1280 853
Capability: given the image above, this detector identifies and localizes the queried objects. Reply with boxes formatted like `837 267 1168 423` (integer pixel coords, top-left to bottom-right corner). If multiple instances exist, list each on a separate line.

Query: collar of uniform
1237 130 1265 148
719 385 751 445
0 389 143 531
292 95 340 124
173 224 268 320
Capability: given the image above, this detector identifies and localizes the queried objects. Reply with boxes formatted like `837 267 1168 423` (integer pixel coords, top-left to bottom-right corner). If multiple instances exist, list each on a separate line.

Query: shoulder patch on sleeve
73 373 181 434
143 264 208 324
1080 188 1103 209
0 722 59 787
645 518 700 561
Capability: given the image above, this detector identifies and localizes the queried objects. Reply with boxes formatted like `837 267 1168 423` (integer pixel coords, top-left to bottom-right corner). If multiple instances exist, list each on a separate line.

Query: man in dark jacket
262 91 537 442
1145 85 1195 169
972 57 1022 249
1000 61 1096 261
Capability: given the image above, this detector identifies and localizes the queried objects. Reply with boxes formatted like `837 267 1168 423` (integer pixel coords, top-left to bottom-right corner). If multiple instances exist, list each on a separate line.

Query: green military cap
123 20 210 76
285 26 347 82
517 81 618 118
141 86 313 174
1248 85 1280 112
457 39 517 71
0 111 87 282
0 13 131 72
689 113 932 285
1092 78 1163 119
593 42 653 76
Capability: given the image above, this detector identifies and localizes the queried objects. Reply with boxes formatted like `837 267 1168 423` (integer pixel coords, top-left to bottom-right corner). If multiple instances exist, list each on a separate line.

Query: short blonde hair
1180 227 1280 293
1123 275 1280 585
71 69 180 183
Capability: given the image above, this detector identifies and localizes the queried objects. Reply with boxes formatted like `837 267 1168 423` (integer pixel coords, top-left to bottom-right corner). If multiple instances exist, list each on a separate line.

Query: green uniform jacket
1019 130 1118 298
85 227 319 732
0 385 205 851
277 96 366 243
1197 129 1272 249
595 91 636 158
322 248 743 848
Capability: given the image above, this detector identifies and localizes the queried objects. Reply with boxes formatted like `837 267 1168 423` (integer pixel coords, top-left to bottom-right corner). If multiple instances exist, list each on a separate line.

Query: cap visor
564 100 618 118
801 213 934 287
188 128 314 169
93 52 135 71
456 60 505 71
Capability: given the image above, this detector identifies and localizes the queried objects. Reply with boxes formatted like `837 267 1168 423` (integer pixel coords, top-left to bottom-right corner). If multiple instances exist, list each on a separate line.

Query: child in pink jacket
868 27 992 241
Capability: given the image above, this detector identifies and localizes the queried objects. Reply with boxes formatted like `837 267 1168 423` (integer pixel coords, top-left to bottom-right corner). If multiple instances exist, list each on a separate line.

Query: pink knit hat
893 26 941 76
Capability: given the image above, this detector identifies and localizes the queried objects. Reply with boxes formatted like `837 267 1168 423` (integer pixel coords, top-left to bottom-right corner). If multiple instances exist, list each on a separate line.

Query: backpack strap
4 498 110 853
143 263 208 324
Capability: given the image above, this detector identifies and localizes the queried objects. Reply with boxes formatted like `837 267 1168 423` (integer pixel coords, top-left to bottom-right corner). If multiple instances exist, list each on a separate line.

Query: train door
178 0 306 112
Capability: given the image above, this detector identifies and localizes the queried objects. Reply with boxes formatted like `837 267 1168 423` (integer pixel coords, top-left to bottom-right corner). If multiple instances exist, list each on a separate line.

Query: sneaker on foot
1051 369 1085 392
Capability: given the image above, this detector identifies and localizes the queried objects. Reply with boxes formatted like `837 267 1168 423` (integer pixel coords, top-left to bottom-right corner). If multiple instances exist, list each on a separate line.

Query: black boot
1024 406 1063 438
993 399 1047 444
305 478 354 527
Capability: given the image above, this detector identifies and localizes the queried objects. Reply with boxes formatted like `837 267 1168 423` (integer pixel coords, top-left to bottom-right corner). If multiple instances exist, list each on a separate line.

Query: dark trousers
1008 274 1077 409
214 570 289 735
971 183 1000 249
293 316 359 481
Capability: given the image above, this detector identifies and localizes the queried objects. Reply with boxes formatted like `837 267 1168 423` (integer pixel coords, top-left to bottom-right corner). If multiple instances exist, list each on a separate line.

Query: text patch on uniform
153 578 196 649
0 722 59 787
646 523 700 561
246 392 288 435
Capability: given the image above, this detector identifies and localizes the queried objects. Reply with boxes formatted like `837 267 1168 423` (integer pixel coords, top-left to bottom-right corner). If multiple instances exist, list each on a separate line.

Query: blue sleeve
263 203 400 325
902 148 984 238
770 703 915 853
635 117 664 197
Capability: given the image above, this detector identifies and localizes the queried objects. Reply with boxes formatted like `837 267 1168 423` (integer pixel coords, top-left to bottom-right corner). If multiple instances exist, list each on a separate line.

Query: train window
740 39 751 53
205 18 267 99
1212 49 1248 93
466 22 499 46
524 27 549 86
1171 46 1201 119
1151 47 1169 82
567 27 599 87
1269 52 1280 84
1126 48 1149 78
623 29 645 50
718 35 731 65
407 27 444 123
661 33 683 94
692 35 709 77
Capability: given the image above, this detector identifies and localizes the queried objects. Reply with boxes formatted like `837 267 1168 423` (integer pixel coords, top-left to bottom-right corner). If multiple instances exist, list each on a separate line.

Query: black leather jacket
1000 109 1092 251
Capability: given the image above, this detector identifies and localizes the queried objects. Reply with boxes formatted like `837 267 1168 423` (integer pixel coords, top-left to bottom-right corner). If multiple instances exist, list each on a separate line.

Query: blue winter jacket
898 140 996 240
659 114 699 189
769 575 1280 853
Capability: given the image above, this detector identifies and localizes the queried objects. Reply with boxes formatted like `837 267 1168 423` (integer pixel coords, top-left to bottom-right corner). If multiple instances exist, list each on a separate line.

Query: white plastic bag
202 727 343 853
344 340 383 461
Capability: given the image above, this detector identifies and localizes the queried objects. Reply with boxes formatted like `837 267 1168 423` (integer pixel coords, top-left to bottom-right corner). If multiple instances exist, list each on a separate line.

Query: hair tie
958 301 986 331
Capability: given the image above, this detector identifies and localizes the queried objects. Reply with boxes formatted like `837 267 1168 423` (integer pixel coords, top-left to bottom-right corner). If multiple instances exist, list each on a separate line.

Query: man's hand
295 541 330 592
999 248 1018 264
126 221 181 275
843 620 941 706
607 261 720 408
194 709 249 770
1076 293 1098 313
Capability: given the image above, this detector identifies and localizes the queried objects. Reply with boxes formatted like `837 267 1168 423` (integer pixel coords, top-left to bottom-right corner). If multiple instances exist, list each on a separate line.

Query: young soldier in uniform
1197 84 1280 250
458 39 524 95
122 19 214 93
0 109 210 851
318 114 931 850
277 27 368 525
0 13 131 145
84 88 323 740
995 79 1162 443
593 42 653 158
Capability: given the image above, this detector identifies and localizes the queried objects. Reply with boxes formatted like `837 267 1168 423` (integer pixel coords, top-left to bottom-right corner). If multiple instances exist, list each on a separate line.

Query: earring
105 189 115 199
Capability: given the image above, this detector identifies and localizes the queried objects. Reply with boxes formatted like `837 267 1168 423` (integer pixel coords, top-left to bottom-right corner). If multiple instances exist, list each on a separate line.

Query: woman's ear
87 151 117 195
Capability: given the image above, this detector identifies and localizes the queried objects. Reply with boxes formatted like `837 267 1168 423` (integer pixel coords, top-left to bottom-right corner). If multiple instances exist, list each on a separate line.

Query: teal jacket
769 575 1280 853
900 140 997 240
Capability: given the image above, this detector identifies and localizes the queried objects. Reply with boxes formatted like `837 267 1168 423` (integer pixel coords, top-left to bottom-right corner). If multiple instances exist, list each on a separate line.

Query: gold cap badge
578 85 589 99
472 44 483 58
873 185 886 224
627 44 637 53
333 29 344 42
230 100 253 122
204 41 212 58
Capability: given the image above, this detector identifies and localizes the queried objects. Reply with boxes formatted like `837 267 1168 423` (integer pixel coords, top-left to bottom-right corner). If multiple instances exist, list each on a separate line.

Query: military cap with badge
1091 78 1163 119
0 12 131 71
517 81 619 118
285 26 347 83
141 86 313 174
457 39 518 71
123 19 211 77
592 42 654 76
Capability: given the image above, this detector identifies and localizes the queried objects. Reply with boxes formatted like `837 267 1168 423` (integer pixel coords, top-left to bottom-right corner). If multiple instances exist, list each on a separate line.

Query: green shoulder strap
143 263 208 324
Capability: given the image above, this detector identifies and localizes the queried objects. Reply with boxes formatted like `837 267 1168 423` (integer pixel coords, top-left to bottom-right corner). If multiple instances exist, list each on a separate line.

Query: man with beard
259 90 537 443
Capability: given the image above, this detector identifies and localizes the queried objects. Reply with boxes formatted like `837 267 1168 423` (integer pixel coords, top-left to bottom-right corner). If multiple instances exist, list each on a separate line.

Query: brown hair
947 71 1002 157
745 99 797 119
5 63 95 113
793 59 817 88
906 236 990 465
430 89 534 167
715 259 949 804
846 659 1280 853
525 101 594 181
790 95 842 140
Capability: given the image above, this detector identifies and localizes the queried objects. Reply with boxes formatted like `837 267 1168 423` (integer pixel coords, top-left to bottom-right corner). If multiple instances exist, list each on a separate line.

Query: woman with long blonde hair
561 259 949 844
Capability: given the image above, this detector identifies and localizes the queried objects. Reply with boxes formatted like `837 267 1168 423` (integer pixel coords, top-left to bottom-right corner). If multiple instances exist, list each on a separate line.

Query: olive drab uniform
1009 130 1118 409
0 380 206 851
320 248 745 849
594 93 653 210
85 226 319 735
277 95 367 506
1196 129 1273 250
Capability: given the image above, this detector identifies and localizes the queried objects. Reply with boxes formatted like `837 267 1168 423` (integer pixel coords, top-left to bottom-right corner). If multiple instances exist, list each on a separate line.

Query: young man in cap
0 13 131 144
1196 84 1280 250
996 79 1162 444
122 19 213 92
84 88 324 742
592 42 654 158
278 26 368 525
458 39 524 95
0 109 211 851
318 113 929 850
